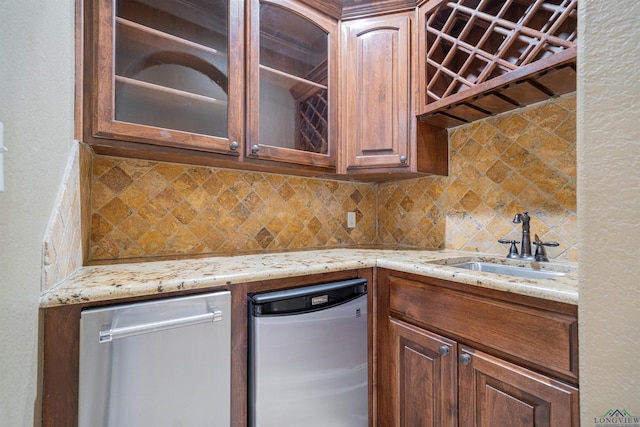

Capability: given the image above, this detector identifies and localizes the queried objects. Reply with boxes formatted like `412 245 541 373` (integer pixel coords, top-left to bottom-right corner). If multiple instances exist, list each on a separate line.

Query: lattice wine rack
296 88 329 154
419 0 577 127
292 61 329 154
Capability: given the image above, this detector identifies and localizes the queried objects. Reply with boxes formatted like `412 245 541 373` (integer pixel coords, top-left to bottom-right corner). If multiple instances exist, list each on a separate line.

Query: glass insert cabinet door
247 0 337 169
90 0 243 154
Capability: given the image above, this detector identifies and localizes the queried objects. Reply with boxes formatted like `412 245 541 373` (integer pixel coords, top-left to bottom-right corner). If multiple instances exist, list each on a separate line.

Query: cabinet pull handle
438 345 450 356
229 141 239 151
459 353 472 365
399 155 407 164
251 145 260 154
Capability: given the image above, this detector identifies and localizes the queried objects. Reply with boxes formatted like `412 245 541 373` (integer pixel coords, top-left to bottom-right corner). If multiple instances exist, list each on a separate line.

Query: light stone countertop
39 249 578 308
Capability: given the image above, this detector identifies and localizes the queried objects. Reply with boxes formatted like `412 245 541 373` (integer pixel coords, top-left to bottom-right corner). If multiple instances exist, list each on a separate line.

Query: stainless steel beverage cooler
248 278 368 427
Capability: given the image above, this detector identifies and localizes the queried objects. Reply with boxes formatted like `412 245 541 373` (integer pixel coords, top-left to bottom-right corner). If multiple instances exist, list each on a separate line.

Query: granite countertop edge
40 249 579 308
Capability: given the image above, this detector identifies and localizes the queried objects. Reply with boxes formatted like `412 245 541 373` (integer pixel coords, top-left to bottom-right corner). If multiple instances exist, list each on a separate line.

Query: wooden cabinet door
458 345 579 427
246 0 337 171
86 0 244 155
341 13 412 172
384 318 457 427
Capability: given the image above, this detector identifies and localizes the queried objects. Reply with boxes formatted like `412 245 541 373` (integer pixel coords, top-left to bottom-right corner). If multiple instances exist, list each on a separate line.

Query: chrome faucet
498 212 559 261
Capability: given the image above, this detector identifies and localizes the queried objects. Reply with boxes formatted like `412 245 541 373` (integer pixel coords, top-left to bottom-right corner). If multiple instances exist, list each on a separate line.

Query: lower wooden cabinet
389 318 457 427
41 265 578 426
376 269 579 427
458 345 579 427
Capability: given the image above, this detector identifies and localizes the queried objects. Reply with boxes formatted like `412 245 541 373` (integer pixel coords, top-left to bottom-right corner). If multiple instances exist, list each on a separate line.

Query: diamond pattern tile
377 94 577 261
90 158 377 260
87 94 576 262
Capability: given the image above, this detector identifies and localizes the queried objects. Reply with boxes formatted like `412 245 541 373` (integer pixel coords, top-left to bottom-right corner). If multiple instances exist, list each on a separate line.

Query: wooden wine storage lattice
419 0 577 128
292 60 329 154
297 88 329 153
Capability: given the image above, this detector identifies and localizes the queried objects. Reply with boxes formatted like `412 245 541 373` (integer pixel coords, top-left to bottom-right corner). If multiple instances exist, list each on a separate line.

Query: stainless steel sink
449 261 567 280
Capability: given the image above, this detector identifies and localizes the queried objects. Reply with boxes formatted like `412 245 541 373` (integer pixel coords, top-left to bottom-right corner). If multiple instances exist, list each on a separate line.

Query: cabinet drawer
388 276 578 382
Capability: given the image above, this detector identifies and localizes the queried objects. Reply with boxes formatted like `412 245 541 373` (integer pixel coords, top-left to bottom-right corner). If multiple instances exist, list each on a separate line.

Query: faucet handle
533 240 559 262
498 239 520 259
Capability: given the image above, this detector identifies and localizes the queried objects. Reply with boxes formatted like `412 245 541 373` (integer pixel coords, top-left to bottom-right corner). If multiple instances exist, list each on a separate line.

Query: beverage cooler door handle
99 308 223 343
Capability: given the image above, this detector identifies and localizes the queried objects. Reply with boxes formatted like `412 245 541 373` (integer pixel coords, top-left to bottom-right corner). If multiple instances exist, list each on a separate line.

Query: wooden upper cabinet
341 13 412 173
83 0 244 156
246 0 338 171
341 13 449 179
417 0 577 128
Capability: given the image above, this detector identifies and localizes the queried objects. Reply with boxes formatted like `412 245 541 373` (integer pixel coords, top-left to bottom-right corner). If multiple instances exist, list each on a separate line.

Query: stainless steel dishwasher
78 291 231 427
248 278 368 427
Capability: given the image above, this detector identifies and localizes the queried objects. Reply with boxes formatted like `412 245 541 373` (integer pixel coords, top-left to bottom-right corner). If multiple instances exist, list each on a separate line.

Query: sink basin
449 261 567 280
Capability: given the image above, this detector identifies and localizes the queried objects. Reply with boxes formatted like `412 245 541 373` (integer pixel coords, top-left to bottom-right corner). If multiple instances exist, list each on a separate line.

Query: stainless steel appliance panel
79 291 231 427
249 280 368 427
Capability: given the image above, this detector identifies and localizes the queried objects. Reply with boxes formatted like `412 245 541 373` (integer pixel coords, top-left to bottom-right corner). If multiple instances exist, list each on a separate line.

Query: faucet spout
513 212 533 259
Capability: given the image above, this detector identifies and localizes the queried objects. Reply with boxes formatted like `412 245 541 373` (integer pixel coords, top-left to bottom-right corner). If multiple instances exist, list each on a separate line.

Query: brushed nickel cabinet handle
459 353 472 365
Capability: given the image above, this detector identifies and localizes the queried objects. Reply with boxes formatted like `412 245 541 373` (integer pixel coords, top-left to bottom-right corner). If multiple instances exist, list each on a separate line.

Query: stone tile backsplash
41 143 90 289
89 159 377 260
80 94 576 263
378 94 577 260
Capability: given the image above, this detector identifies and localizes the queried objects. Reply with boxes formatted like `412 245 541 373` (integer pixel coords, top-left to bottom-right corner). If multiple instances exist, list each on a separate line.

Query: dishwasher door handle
99 308 223 343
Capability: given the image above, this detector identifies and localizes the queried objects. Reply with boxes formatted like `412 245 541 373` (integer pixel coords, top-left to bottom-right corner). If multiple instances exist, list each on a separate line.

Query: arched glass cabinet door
247 0 337 170
89 0 243 155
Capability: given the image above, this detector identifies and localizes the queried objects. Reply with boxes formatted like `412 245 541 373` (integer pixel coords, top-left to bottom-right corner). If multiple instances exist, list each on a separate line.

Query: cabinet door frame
341 12 414 172
458 345 580 426
246 0 338 170
388 318 458 427
86 0 244 155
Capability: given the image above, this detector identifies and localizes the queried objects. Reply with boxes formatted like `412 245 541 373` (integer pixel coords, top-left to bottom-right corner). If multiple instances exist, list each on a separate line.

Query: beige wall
578 0 640 424
0 1 76 425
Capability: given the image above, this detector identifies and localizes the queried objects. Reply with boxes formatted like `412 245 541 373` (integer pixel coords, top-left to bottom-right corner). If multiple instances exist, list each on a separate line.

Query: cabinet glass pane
114 0 229 137
259 4 328 154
